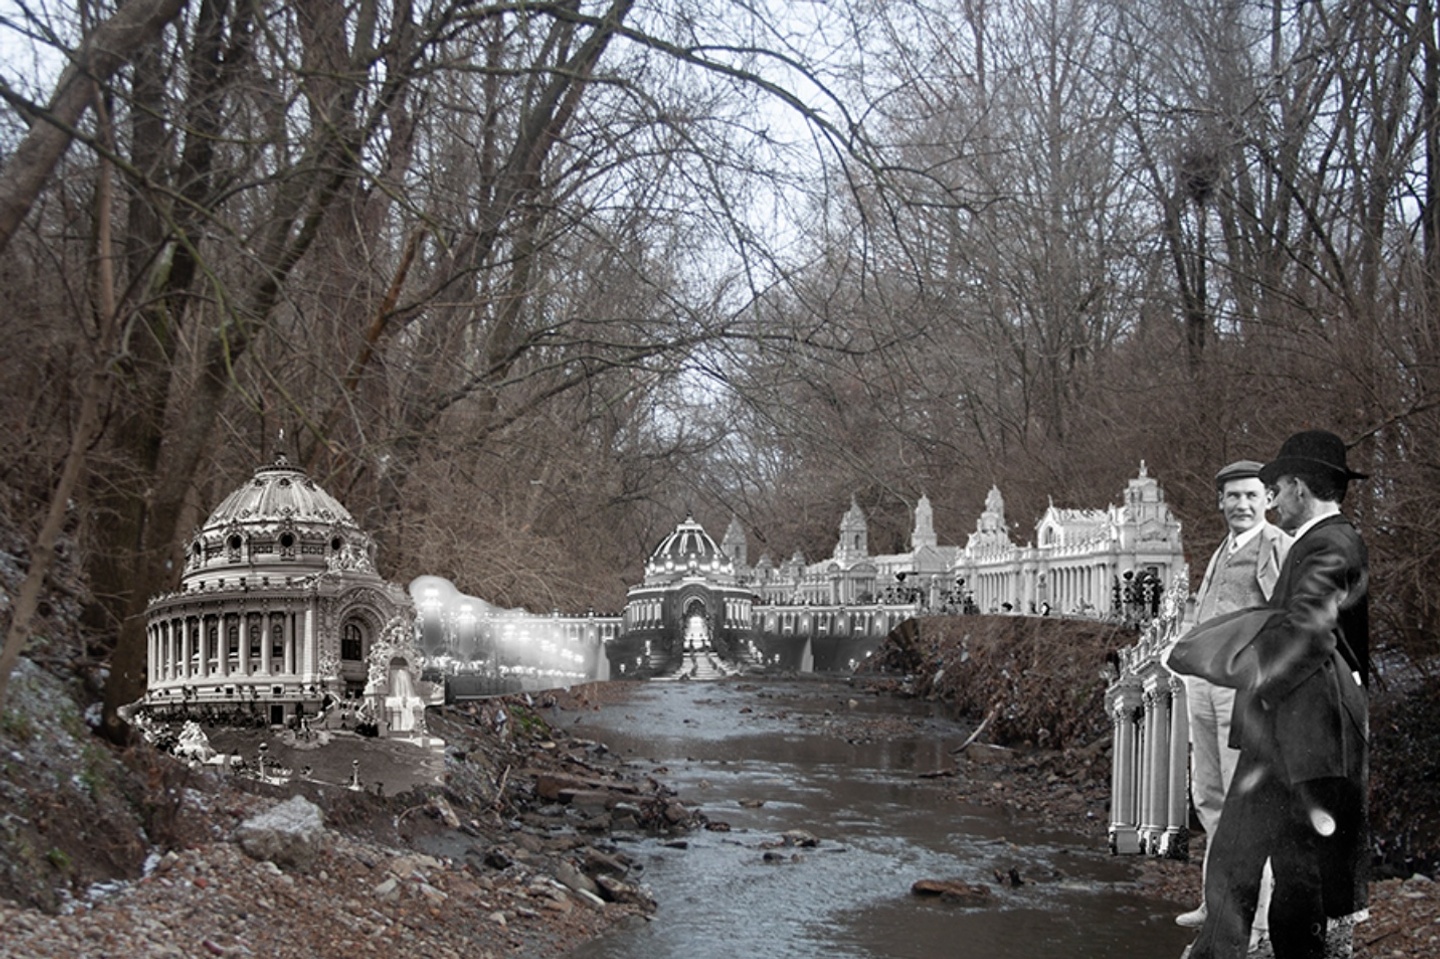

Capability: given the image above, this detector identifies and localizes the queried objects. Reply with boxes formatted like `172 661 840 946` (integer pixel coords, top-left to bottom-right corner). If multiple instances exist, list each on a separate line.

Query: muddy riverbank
1 667 1434 958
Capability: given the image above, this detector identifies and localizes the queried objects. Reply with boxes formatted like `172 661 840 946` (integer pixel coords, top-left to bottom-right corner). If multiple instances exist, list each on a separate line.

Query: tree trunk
0 0 186 254
1 106 124 709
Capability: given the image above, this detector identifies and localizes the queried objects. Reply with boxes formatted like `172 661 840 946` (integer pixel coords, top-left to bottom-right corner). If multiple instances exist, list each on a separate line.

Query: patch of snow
83 879 129 904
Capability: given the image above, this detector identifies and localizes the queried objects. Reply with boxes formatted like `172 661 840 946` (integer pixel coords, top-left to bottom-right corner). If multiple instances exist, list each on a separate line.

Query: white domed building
141 454 416 726
615 515 756 676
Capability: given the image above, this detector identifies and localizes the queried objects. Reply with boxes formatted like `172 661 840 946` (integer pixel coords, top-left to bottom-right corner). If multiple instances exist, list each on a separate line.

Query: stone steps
651 649 739 682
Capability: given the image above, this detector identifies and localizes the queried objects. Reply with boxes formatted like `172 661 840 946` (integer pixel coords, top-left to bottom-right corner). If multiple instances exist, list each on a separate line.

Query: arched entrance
682 598 711 651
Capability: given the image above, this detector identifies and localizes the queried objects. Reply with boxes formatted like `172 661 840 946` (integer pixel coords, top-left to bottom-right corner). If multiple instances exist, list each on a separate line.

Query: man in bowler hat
1175 460 1290 940
1184 431 1370 959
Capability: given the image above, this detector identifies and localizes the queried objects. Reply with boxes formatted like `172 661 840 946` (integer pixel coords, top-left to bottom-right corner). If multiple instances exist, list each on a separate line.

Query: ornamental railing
1104 565 1191 858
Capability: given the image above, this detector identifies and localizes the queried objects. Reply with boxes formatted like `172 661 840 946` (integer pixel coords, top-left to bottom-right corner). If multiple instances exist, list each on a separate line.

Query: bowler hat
1259 430 1368 485
1214 460 1264 490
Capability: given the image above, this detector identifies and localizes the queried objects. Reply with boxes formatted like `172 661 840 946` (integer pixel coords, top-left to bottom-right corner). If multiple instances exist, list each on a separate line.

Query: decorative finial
1139 459 1148 477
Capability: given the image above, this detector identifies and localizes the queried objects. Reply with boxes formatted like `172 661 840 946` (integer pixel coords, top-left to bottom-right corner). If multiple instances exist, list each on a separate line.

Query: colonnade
958 559 1127 616
1044 562 1111 614
1106 642 1190 858
967 567 1016 614
147 608 304 688
626 599 664 630
754 605 908 638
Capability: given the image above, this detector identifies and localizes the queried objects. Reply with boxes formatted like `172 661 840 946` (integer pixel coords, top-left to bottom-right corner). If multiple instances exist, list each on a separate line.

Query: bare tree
0 0 186 254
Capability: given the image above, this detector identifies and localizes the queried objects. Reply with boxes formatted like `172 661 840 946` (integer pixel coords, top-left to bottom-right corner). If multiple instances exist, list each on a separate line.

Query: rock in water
910 878 994 905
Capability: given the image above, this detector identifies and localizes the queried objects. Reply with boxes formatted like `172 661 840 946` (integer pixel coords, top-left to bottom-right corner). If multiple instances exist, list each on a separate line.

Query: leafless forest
1 0 1437 738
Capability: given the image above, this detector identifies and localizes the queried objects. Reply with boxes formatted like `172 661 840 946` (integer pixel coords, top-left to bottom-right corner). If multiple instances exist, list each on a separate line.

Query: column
169 618 180 680
1144 683 1171 853
261 613 273 676
200 619 210 680
147 624 158 687
1137 688 1158 851
218 613 231 679
202 616 215 680
301 607 314 679
285 610 297 675
180 619 192 680
1108 686 1142 854
239 613 251 677
1163 675 1191 858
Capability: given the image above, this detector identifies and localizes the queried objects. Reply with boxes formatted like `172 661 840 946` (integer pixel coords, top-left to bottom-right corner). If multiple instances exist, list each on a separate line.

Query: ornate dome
644 516 735 584
205 454 358 530
181 454 375 580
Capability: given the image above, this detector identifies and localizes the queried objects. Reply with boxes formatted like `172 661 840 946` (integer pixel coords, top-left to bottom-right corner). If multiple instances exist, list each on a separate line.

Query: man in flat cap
1185 431 1370 959
1175 460 1290 939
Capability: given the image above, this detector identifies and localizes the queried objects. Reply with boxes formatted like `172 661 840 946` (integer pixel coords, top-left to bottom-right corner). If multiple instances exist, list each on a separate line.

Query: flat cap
1214 459 1265 489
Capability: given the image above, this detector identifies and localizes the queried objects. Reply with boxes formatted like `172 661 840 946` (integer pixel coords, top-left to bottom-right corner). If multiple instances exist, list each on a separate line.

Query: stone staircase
651 648 740 682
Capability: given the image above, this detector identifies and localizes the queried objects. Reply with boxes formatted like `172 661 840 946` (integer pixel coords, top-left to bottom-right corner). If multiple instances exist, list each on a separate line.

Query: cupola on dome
183 454 374 581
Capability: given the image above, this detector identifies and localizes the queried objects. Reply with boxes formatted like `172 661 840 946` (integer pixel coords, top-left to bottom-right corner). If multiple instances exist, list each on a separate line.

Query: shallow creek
565 677 1194 959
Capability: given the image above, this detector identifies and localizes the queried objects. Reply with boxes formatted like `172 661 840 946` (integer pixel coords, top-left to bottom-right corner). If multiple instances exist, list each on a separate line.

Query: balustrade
1105 567 1191 859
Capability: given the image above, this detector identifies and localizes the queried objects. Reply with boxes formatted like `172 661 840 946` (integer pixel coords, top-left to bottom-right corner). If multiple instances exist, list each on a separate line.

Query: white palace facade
725 464 1186 621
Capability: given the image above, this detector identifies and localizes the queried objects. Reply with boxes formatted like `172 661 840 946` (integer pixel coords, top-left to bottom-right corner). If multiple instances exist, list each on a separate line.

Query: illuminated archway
682 598 711 650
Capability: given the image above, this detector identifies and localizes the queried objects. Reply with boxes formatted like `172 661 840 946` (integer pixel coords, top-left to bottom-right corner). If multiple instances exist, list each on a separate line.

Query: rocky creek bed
0 674 677 959
1 616 1437 957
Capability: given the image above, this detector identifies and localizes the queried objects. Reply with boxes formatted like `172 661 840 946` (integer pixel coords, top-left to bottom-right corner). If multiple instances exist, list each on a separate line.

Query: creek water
565 677 1194 959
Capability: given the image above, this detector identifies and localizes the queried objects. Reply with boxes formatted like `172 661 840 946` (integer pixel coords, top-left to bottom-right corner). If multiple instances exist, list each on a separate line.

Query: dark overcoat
1231 512 1370 921
1229 514 1369 785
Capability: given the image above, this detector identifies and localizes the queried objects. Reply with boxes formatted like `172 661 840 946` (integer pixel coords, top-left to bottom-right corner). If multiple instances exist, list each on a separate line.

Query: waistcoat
1195 533 1269 624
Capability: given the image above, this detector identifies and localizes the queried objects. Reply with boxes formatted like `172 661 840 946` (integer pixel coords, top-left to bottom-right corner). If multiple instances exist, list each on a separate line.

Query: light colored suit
1183 522 1290 936
1195 523 1288 617
1186 522 1290 838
